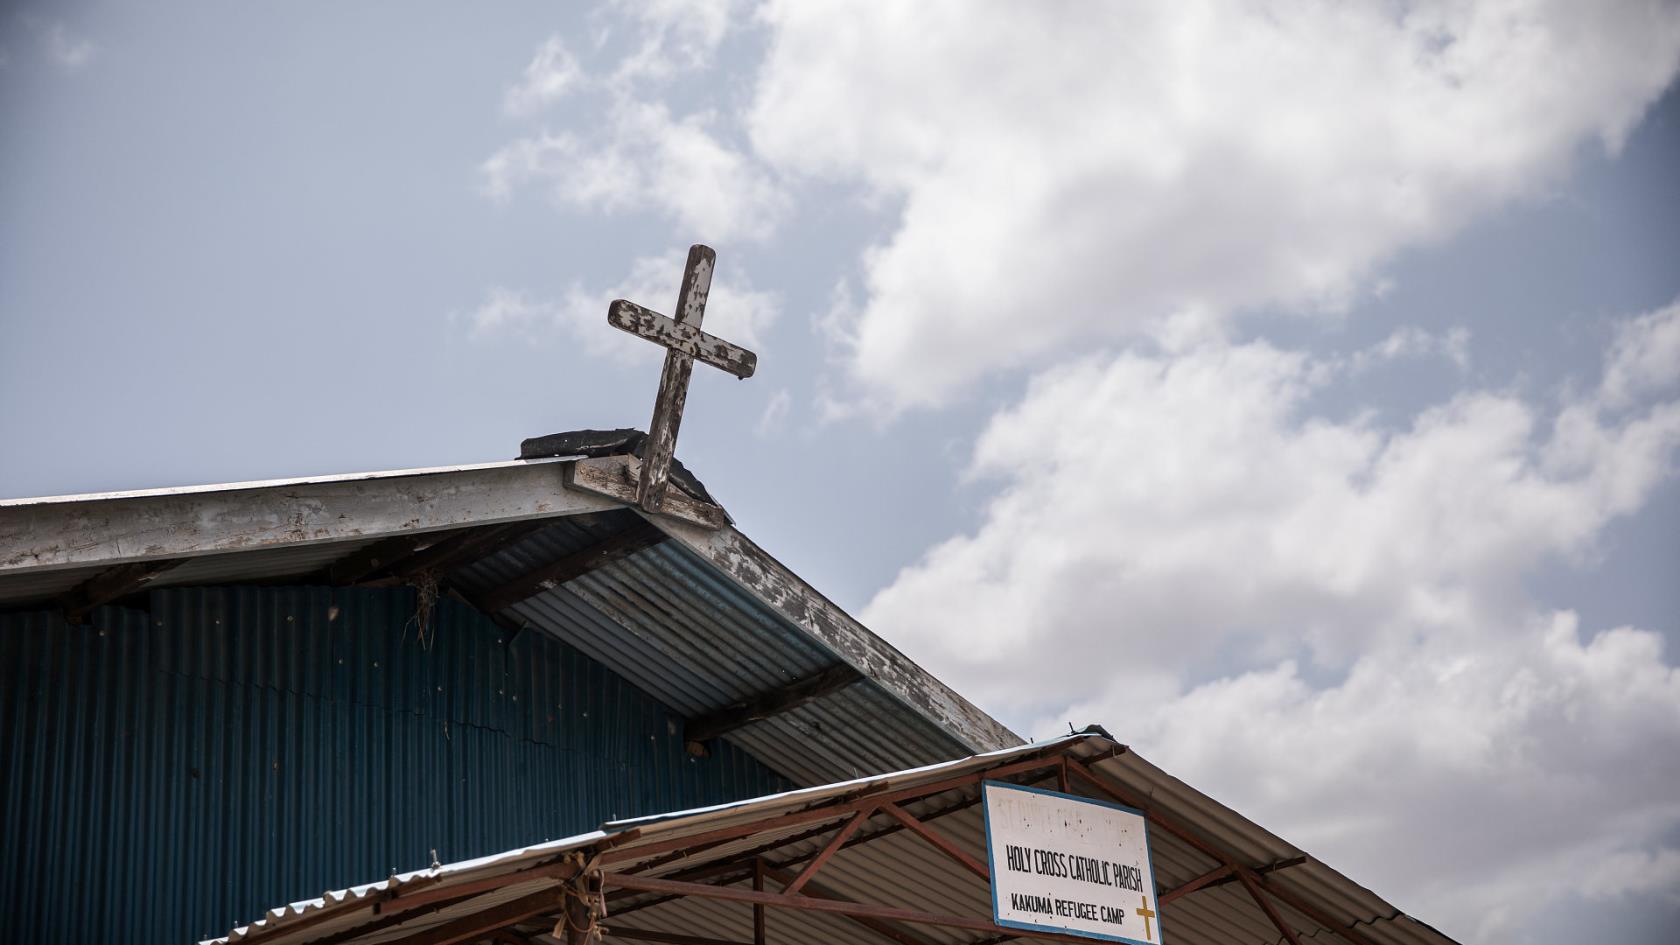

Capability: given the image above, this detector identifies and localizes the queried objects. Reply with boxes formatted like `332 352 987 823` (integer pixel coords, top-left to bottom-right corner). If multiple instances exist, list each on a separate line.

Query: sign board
982 781 1162 944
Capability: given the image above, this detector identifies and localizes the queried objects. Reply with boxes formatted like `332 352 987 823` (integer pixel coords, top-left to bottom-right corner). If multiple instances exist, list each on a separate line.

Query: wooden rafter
60 558 183 622
364 521 548 585
684 663 863 752
324 532 434 585
476 518 667 612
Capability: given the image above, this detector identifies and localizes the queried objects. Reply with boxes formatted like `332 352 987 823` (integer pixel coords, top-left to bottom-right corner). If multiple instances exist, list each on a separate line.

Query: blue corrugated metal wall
0 586 789 945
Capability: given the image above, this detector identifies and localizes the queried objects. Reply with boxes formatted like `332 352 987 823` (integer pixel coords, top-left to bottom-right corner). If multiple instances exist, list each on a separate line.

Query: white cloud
755 387 791 436
464 250 779 361
861 300 1680 943
603 0 743 86
1580 847 1680 903
746 1 1680 410
481 100 786 242
1121 615 1680 944
32 21 95 71
1600 299 1680 409
1344 325 1472 374
503 36 585 116
463 286 551 338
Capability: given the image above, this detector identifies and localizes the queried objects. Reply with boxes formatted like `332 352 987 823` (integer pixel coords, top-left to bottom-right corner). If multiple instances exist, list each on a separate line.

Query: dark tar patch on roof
519 428 718 506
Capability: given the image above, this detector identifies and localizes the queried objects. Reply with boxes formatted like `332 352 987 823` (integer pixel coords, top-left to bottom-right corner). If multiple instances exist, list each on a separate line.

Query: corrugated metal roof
448 513 980 788
1 457 1011 790
203 733 1462 945
1 455 1458 945
0 587 790 945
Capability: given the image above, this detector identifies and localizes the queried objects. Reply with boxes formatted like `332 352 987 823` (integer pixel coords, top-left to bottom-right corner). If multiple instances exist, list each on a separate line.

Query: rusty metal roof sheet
203 732 1462 945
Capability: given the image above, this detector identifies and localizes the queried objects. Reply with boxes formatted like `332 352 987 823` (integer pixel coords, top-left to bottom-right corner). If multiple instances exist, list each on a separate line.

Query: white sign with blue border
982 781 1162 944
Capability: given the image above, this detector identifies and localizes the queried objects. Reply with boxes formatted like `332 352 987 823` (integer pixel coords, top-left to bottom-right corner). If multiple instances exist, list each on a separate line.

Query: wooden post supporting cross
607 244 758 514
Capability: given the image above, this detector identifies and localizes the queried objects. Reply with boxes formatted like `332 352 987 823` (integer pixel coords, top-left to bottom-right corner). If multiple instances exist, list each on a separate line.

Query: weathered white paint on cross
607 244 758 514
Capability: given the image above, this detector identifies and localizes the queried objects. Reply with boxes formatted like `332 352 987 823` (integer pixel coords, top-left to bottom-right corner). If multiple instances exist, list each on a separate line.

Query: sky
3 2 1679 943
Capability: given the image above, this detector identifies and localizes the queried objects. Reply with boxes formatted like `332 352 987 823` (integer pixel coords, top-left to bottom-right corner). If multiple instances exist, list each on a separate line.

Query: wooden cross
607 244 758 514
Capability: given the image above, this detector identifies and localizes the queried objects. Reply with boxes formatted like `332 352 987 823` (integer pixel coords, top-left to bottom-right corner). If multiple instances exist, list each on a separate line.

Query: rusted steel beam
396 887 567 945
610 779 1056 925
60 558 183 622
782 806 875 895
1251 874 1382 945
477 519 667 612
752 858 767 945
1064 759 1228 866
1065 759 1379 945
1239 870 1304 945
1178 856 1307 898
684 663 863 751
877 801 989 881
609 788 1001 915
605 753 1063 866
1159 864 1234 906
374 860 578 912
760 864 939 945
310 890 486 945
600 873 1105 945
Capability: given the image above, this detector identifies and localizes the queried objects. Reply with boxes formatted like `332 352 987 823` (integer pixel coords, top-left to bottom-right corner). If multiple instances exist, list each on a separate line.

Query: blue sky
3 4 1679 944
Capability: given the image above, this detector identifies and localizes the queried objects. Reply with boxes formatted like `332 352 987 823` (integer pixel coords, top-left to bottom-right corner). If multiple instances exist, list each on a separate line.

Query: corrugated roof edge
651 516 1024 753
202 730 1462 945
0 456 580 507
202 735 1087 944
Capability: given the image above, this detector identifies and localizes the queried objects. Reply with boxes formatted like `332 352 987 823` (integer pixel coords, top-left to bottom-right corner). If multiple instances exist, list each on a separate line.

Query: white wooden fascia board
0 460 622 575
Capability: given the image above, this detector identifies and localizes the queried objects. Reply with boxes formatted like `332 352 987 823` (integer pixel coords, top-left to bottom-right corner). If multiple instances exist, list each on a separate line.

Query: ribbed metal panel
455 521 975 788
197 734 1459 945
0 586 788 945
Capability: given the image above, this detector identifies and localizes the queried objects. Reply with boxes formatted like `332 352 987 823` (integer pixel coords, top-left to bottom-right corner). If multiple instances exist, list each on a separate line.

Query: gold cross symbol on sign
1136 895 1157 940
607 244 758 514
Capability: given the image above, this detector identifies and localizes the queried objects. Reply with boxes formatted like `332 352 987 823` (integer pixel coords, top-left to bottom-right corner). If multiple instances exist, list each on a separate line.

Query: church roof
0 441 1019 788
